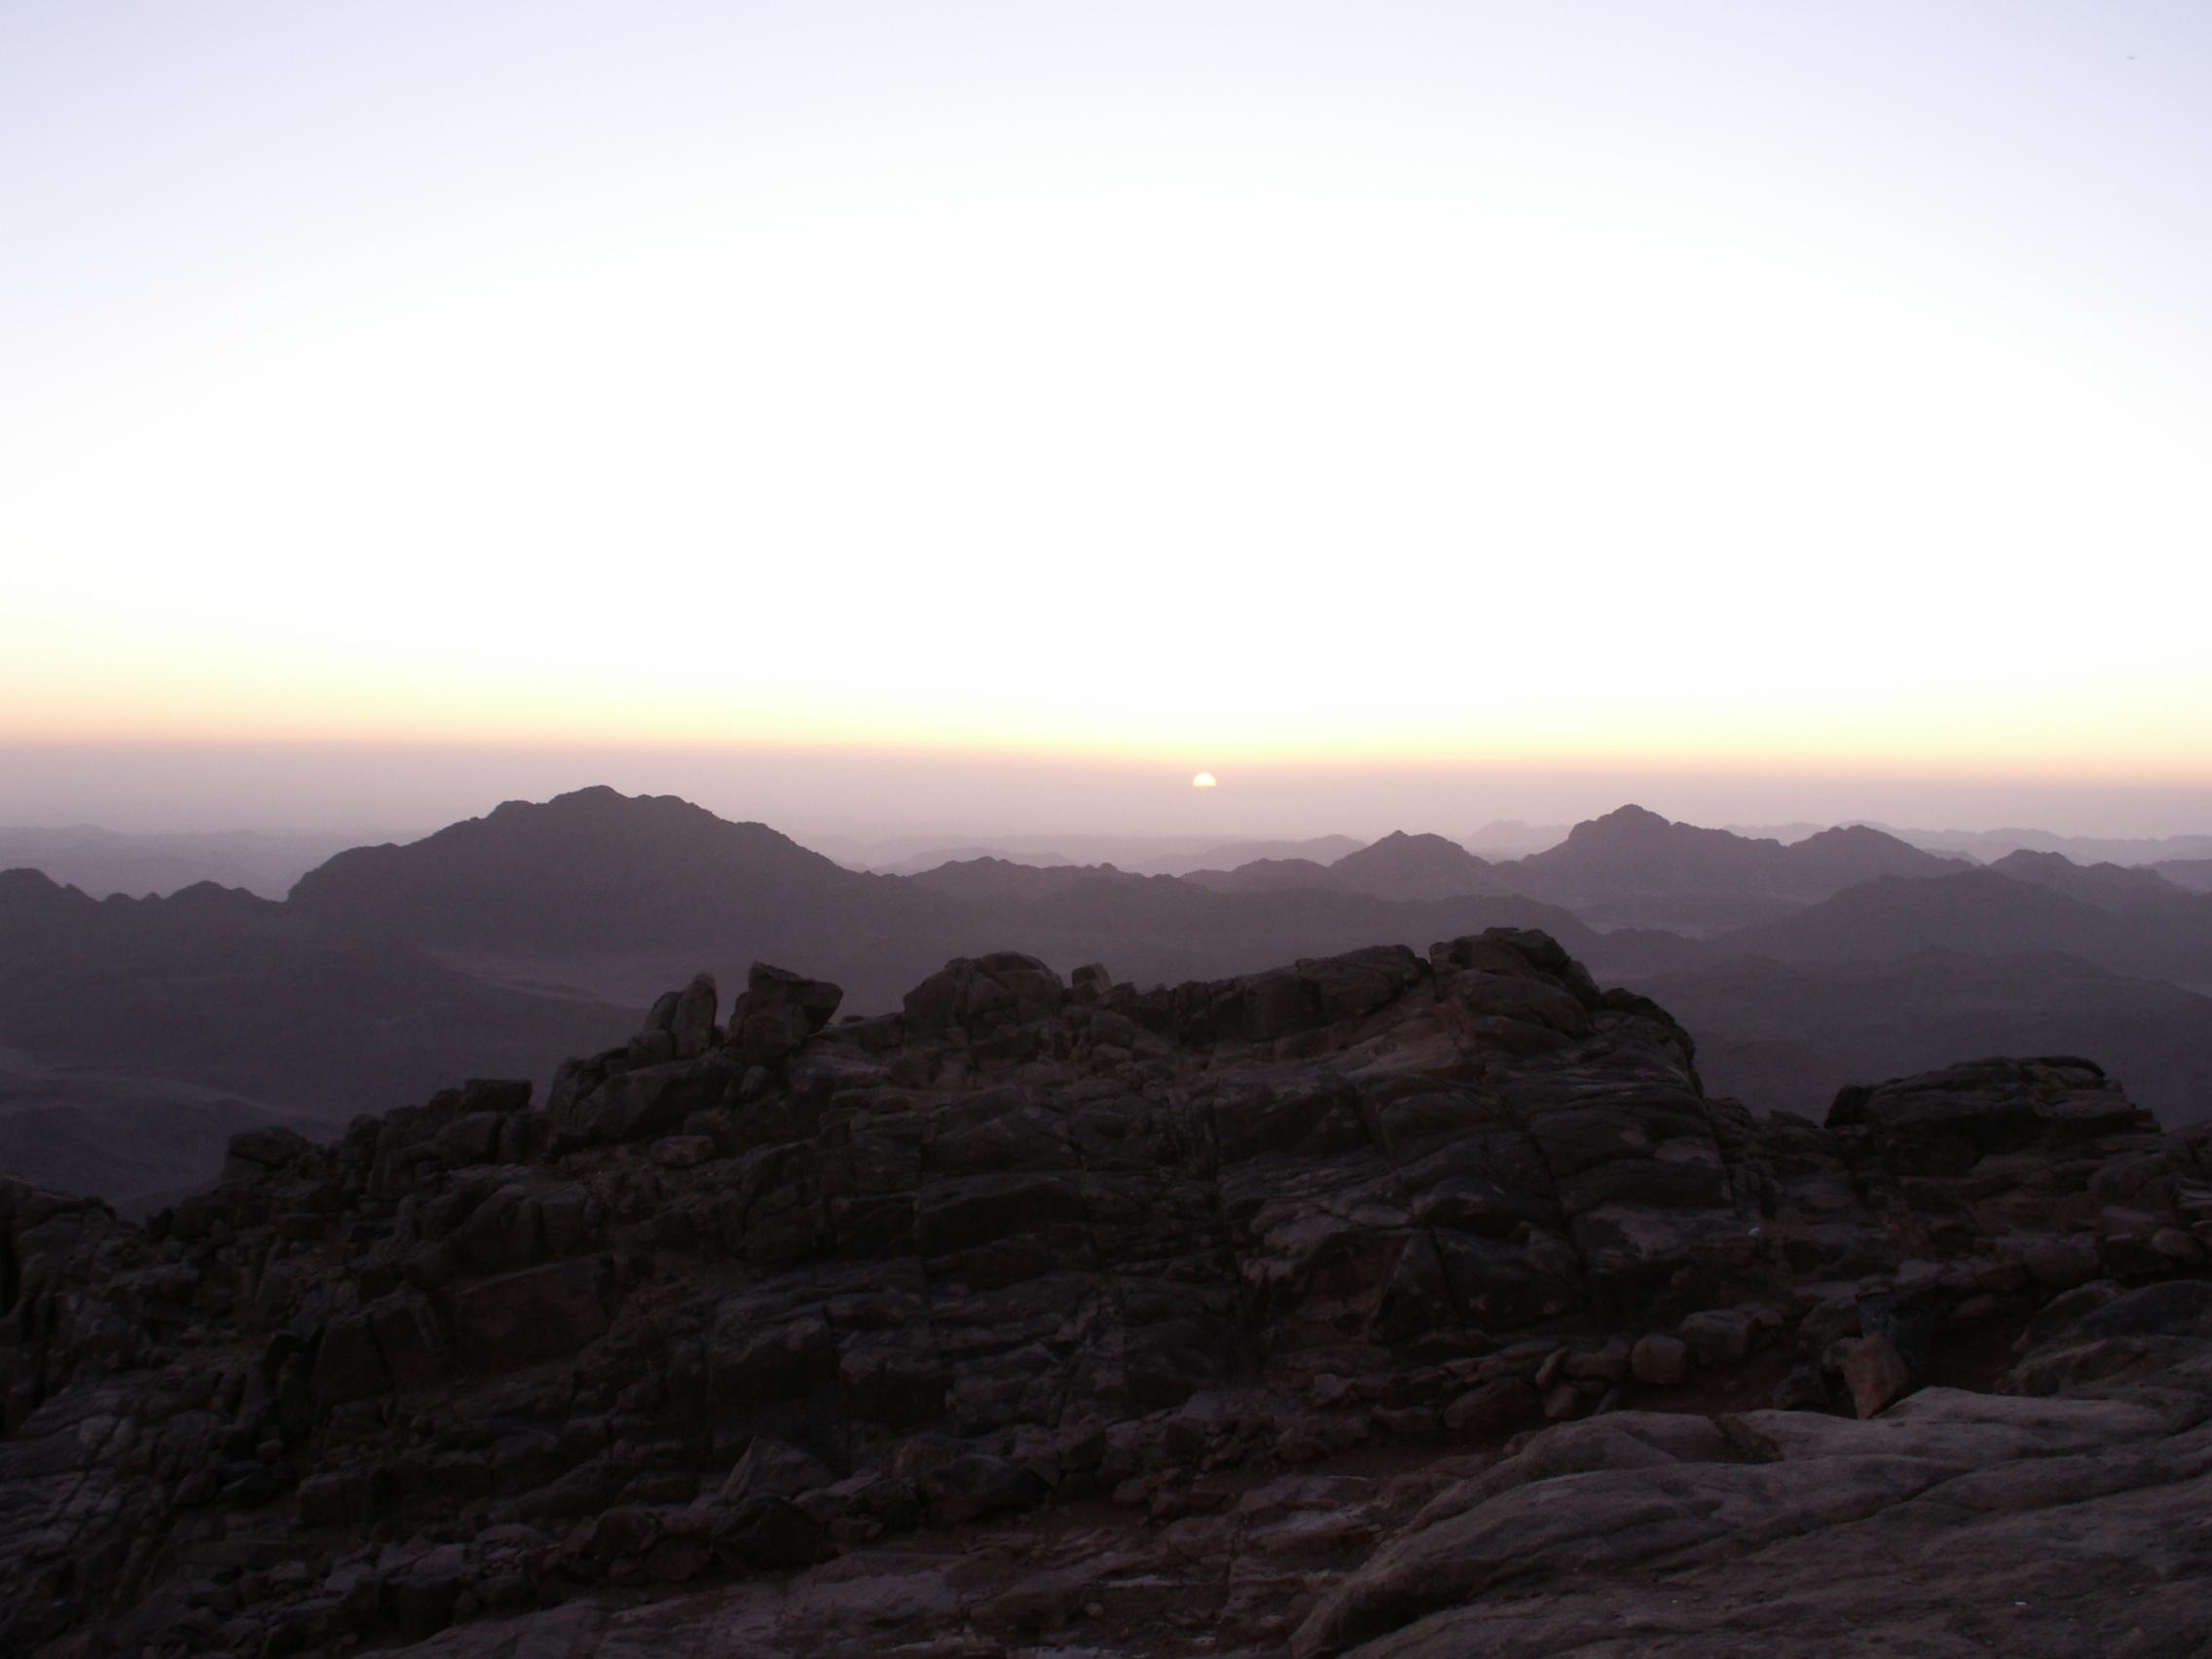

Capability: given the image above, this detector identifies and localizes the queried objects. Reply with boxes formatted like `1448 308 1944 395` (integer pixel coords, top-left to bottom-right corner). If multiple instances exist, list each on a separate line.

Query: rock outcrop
3 930 2211 1656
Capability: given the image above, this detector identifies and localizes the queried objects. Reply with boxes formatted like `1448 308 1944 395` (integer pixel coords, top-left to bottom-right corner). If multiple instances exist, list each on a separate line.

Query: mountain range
0 823 376 900
9 787 2212 1200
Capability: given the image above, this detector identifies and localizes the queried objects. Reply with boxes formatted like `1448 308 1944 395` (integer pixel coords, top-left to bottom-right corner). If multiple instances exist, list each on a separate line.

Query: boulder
445 1260 608 1371
903 954 1061 1033
1630 1334 1688 1386
550 1053 736 1147
918 1454 1048 1524
670 973 720 1058
730 963 844 1064
719 1436 837 1502
1841 1333 1915 1418
221 1126 314 1186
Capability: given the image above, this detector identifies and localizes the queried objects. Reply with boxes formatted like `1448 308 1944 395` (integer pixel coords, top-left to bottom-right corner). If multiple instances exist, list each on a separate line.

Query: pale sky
4 3 2210 831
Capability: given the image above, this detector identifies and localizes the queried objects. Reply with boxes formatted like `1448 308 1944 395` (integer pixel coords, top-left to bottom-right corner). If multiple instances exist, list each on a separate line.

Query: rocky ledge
4 930 2211 1656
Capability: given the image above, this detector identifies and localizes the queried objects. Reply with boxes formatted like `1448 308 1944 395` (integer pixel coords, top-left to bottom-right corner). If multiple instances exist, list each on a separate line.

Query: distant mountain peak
527 784 725 823
288 787 862 949
1353 830 1462 852
1800 824 1894 845
1323 830 1502 901
1566 804 1677 841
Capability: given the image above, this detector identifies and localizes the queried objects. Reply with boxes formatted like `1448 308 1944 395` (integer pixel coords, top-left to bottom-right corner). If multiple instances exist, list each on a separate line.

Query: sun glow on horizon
3 5 2208 788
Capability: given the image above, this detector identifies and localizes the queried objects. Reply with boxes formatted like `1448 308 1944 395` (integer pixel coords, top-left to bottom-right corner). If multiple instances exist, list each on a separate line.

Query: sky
3 2 2209 835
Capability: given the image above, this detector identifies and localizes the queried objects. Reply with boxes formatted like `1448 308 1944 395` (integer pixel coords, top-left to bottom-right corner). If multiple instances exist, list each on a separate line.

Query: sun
1191 772 1218 789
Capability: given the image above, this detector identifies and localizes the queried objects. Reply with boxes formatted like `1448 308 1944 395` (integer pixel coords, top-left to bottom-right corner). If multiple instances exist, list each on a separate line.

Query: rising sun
1191 772 1218 789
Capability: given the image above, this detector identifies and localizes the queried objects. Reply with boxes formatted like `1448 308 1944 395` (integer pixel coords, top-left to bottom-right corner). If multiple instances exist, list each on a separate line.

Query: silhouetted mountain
906 856 1136 903
1641 949 2212 1126
1989 848 2198 908
1506 805 1965 932
0 867 631 1148
0 824 371 900
286 792 1603 1013
2156 858 2212 894
288 787 991 1006
1718 867 2212 984
1784 824 1972 889
1323 830 1510 900
1180 856 1335 894
1185 830 1505 902
0 1049 301 1215
291 786 942 950
21 788 2212 1215
868 844 1076 876
1874 824 2212 866
1190 833 1363 867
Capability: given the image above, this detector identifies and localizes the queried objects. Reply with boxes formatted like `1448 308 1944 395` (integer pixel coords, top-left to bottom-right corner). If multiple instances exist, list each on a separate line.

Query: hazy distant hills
290 786 950 951
1880 825 2212 866
825 830 1363 877
868 845 1076 877
1458 820 1571 858
0 824 371 900
1180 805 1963 934
1189 834 1366 870
1178 856 1336 895
904 856 1125 903
1719 866 2212 986
1304 830 1511 901
2157 859 2212 894
0 1046 297 1217
1503 806 1968 933
1184 830 1510 902
0 867 631 1194
13 786 2212 1203
1641 950 2212 1126
1990 849 2200 908
282 790 1590 1011
289 786 1007 1008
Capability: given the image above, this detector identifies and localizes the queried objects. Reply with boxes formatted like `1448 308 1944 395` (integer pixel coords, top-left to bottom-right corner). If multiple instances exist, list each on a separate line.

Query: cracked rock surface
4 930 2211 1656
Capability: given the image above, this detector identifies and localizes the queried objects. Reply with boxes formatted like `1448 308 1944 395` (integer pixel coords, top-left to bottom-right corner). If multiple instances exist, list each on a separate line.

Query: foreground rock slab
2 932 2210 1656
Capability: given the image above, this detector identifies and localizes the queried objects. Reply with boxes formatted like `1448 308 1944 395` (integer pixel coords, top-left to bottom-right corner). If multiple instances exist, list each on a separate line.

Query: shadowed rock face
3 930 2210 1656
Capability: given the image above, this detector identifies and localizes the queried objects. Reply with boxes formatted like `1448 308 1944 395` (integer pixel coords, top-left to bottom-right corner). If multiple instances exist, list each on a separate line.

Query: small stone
649 1134 717 1169
2152 1227 2206 1266
2018 1235 2102 1289
1442 1378 1538 1436
1947 1293 2002 1325
1566 1341 1629 1383
669 974 719 1058
1678 1308 1753 1367
1309 1372 1353 1408
1532 1346 1568 1389
1770 1364 1830 1411
1631 1335 1688 1386
1842 1334 1914 1419
1372 1405 1437 1437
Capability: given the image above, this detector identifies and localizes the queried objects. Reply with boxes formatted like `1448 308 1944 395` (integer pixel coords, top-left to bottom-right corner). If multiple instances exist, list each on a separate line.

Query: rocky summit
6 930 2212 1657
